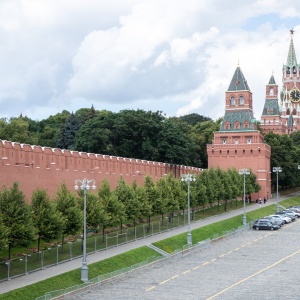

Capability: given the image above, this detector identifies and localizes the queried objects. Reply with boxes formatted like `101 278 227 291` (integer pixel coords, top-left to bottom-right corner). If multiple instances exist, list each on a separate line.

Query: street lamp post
272 167 282 213
181 173 196 246
74 178 96 283
239 169 250 226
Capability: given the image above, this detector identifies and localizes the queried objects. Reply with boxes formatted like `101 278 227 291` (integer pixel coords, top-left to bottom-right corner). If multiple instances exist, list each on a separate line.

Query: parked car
269 214 291 224
277 211 296 221
253 219 280 231
283 209 300 218
264 216 283 227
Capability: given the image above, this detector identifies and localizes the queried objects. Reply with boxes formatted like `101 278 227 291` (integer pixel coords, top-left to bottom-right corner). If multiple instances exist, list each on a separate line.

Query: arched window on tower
269 88 274 96
287 67 290 74
293 108 296 115
230 96 235 106
239 96 244 105
293 66 297 74
286 108 290 115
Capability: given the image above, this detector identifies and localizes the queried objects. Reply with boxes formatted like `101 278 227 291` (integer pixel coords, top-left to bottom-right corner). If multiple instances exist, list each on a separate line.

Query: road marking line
206 249 300 299
211 258 216 262
203 262 210 265
172 275 179 279
219 254 226 257
193 266 200 270
159 278 170 285
146 286 156 292
183 270 191 274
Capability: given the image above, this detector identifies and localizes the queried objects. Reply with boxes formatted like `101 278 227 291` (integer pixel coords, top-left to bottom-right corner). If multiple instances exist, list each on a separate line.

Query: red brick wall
0 140 202 201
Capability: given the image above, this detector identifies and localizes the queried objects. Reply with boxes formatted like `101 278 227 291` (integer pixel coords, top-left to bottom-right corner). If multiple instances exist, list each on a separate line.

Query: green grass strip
0 247 160 300
153 197 300 253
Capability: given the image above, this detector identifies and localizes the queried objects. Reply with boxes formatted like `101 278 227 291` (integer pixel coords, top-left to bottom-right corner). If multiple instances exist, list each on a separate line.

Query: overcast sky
1 0 300 122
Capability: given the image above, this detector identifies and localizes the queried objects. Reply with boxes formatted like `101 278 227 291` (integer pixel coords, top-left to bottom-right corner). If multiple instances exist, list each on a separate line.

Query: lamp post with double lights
239 168 250 226
74 178 96 283
273 167 282 213
181 173 196 246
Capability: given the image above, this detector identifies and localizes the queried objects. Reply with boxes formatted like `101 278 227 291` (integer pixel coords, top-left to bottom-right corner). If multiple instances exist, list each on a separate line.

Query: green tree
98 179 125 238
112 109 164 160
39 110 71 147
128 181 143 228
0 182 36 259
0 213 8 250
227 168 242 206
114 177 131 230
55 183 82 247
178 113 212 126
31 189 63 252
154 176 169 224
56 113 80 150
191 119 221 168
194 173 207 210
143 176 157 231
4 117 38 144
264 132 297 191
78 193 103 233
156 118 195 166
75 113 114 154
75 105 99 126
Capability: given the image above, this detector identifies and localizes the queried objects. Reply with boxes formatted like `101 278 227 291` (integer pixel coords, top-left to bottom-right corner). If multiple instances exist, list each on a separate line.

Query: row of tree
0 109 217 168
0 168 260 259
265 131 300 191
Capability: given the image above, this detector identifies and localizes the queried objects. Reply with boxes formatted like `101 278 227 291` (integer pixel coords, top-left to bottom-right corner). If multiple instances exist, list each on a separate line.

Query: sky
1 0 300 122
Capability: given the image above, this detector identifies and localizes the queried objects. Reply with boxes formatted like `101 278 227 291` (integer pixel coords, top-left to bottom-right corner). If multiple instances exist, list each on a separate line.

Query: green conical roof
268 74 276 85
227 66 250 91
287 30 297 67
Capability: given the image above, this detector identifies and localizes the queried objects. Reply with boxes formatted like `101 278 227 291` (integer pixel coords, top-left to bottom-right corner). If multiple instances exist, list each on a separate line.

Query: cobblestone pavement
68 219 300 300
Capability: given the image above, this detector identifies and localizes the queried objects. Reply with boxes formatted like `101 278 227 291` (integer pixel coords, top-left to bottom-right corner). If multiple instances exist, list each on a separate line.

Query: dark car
253 219 280 231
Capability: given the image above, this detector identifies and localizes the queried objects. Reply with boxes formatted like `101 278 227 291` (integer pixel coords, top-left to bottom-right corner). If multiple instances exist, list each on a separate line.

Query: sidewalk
0 193 296 294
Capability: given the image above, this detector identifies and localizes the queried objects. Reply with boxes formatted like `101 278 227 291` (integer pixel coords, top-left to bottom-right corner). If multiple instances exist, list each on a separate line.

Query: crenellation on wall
0 139 202 201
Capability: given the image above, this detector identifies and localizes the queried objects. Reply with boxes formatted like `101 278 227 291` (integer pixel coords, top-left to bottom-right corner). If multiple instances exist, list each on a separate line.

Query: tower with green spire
207 64 271 202
279 29 300 133
260 74 287 135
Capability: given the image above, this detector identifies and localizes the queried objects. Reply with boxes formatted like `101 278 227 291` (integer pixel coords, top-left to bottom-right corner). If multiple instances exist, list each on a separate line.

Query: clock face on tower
289 88 300 102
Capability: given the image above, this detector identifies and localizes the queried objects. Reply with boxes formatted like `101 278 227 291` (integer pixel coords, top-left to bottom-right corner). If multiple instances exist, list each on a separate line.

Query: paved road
67 219 300 299
0 193 298 295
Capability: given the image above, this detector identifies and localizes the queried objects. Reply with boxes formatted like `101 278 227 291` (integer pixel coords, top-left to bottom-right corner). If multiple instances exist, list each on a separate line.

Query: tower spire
287 29 297 67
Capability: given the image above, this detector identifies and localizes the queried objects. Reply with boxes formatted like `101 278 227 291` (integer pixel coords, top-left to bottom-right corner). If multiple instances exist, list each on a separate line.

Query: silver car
269 214 291 224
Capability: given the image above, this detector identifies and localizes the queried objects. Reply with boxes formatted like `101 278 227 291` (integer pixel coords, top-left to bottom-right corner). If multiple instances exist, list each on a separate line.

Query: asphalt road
69 219 300 299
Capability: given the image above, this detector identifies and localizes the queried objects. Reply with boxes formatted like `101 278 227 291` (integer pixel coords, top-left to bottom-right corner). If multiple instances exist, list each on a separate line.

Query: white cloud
0 0 300 121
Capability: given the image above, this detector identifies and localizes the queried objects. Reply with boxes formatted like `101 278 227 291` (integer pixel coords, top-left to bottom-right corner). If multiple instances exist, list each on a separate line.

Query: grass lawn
0 246 160 300
1 195 299 300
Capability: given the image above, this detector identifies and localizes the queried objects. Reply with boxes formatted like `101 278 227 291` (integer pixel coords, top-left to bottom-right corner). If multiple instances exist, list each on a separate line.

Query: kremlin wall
0 139 202 201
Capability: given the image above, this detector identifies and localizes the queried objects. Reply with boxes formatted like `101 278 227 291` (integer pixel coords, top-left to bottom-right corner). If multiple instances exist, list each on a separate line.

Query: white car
269 214 291 224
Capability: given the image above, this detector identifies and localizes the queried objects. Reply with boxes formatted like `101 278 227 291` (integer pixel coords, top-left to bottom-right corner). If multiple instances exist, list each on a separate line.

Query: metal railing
0 212 198 282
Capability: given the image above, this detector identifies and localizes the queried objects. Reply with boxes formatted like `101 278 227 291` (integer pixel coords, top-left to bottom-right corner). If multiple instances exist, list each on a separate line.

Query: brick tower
260 30 300 134
260 74 287 135
207 64 271 200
